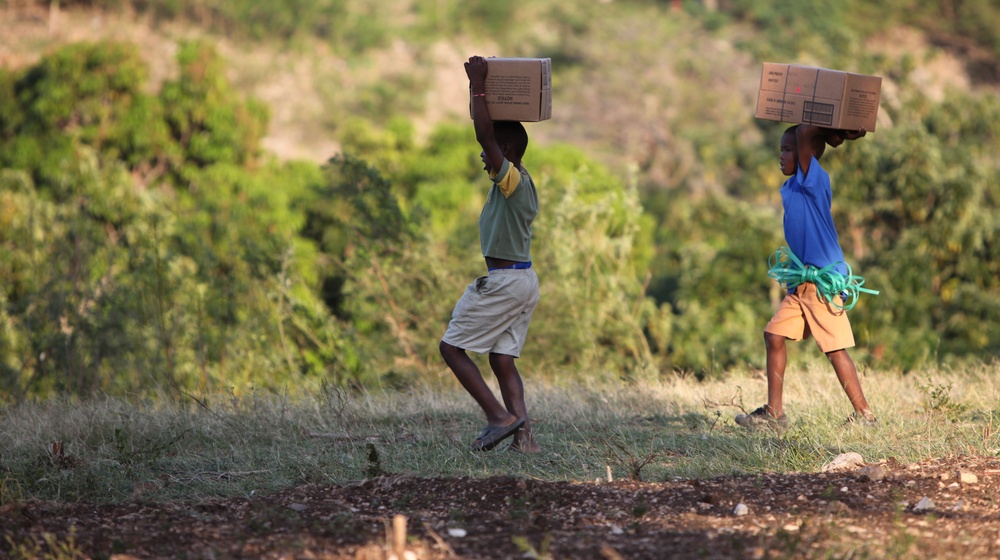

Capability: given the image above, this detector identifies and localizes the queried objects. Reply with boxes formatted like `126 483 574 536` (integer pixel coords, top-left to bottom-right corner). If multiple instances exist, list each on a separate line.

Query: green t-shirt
479 158 538 262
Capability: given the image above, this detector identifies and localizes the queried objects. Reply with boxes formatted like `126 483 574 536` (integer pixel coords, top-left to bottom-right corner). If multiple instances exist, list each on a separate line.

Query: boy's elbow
473 131 489 148
473 123 493 143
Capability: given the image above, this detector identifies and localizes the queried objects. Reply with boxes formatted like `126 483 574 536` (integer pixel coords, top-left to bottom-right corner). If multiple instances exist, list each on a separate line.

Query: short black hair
784 124 827 160
494 121 529 162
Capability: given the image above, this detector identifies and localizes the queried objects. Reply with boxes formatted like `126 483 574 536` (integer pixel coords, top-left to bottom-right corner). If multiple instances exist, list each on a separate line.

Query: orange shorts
765 283 855 353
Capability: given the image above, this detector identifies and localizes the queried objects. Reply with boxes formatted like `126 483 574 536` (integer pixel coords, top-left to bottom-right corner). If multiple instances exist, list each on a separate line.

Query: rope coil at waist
767 246 879 311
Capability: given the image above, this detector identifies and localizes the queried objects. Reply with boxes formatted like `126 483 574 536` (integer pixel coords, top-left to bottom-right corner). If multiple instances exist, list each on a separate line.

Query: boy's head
494 121 528 164
779 125 826 176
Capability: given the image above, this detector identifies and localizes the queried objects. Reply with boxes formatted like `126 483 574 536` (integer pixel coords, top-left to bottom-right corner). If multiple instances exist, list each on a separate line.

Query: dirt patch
3 456 999 559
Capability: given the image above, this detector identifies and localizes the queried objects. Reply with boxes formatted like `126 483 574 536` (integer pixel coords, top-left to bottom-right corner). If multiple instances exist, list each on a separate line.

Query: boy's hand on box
465 56 488 91
840 128 867 141
825 128 866 148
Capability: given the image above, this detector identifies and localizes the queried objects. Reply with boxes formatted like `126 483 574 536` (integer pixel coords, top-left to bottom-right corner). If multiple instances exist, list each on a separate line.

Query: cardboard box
470 58 551 122
755 62 882 131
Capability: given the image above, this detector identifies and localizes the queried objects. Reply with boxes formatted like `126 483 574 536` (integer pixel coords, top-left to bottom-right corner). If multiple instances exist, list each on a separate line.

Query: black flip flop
472 417 525 451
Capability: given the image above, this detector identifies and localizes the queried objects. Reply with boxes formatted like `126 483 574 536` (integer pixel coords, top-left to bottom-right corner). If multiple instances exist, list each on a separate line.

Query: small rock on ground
822 452 865 473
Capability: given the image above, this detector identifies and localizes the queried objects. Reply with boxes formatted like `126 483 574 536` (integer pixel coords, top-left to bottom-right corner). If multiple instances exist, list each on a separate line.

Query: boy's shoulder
490 159 538 201
798 155 830 184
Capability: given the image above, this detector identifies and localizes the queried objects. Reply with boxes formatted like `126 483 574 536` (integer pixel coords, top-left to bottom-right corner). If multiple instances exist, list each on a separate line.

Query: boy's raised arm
795 124 824 177
465 56 504 174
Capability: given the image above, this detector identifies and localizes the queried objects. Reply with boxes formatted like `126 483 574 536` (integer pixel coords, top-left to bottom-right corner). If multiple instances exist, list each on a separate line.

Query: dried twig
422 521 457 557
700 386 748 414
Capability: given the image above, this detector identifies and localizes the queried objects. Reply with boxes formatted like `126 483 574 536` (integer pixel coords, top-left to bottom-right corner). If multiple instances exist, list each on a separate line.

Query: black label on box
803 101 834 126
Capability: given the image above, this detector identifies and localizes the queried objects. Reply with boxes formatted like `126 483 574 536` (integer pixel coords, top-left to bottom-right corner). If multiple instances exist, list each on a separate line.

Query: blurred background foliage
2 0 1000 398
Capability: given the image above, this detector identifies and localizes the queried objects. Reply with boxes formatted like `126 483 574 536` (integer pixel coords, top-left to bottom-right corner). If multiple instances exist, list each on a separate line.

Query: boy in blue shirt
736 124 876 431
439 56 541 453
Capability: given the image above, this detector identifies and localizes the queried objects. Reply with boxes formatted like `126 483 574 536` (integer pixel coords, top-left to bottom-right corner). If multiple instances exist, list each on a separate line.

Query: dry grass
1 359 997 504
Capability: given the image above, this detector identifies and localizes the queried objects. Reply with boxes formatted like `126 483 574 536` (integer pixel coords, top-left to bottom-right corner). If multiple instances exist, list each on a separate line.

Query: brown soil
3 456 1000 559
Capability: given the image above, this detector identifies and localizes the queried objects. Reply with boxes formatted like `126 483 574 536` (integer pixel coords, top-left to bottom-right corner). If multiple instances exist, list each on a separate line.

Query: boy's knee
825 348 850 363
764 332 785 349
488 352 516 370
488 352 512 364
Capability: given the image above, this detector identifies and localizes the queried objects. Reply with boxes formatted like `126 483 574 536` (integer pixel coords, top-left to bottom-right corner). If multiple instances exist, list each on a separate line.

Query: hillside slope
0 3 983 170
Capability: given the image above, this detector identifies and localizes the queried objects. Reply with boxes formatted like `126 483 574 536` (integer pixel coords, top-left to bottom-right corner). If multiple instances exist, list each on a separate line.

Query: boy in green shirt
440 56 541 453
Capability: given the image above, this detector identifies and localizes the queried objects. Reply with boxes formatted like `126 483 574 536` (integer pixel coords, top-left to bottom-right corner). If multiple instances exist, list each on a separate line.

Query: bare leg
489 353 540 453
764 331 788 417
440 341 517 426
826 348 873 417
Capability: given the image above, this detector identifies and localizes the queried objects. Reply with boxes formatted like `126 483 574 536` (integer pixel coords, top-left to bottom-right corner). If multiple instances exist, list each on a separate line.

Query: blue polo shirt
781 155 847 276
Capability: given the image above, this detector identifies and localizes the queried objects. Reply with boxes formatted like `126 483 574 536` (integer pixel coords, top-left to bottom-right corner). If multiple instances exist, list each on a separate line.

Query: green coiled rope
767 246 879 311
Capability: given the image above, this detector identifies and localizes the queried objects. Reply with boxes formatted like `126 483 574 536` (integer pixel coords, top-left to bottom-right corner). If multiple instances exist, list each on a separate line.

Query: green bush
6 1 1000 397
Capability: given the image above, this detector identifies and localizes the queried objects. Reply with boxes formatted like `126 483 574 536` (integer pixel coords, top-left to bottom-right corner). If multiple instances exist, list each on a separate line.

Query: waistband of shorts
488 260 532 272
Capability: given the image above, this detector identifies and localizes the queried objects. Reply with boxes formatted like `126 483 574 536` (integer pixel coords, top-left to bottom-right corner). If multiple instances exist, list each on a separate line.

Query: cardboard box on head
755 63 882 131
470 58 552 122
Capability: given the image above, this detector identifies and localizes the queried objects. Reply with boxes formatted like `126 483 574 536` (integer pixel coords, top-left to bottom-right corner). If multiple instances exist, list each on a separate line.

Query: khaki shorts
442 268 540 357
765 282 855 353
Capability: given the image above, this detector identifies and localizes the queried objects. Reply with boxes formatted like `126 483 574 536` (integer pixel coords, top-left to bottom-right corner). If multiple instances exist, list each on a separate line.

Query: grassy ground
2 359 998 506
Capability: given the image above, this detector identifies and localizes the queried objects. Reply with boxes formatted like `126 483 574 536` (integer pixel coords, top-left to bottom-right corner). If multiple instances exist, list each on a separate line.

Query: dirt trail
3 456 999 559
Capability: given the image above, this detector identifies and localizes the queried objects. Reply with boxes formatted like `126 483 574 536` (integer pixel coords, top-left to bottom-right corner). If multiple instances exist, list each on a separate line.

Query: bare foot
509 427 541 454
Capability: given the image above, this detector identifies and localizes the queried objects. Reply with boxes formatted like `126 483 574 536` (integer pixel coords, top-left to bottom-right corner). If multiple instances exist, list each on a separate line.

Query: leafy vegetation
3 1 1000 398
